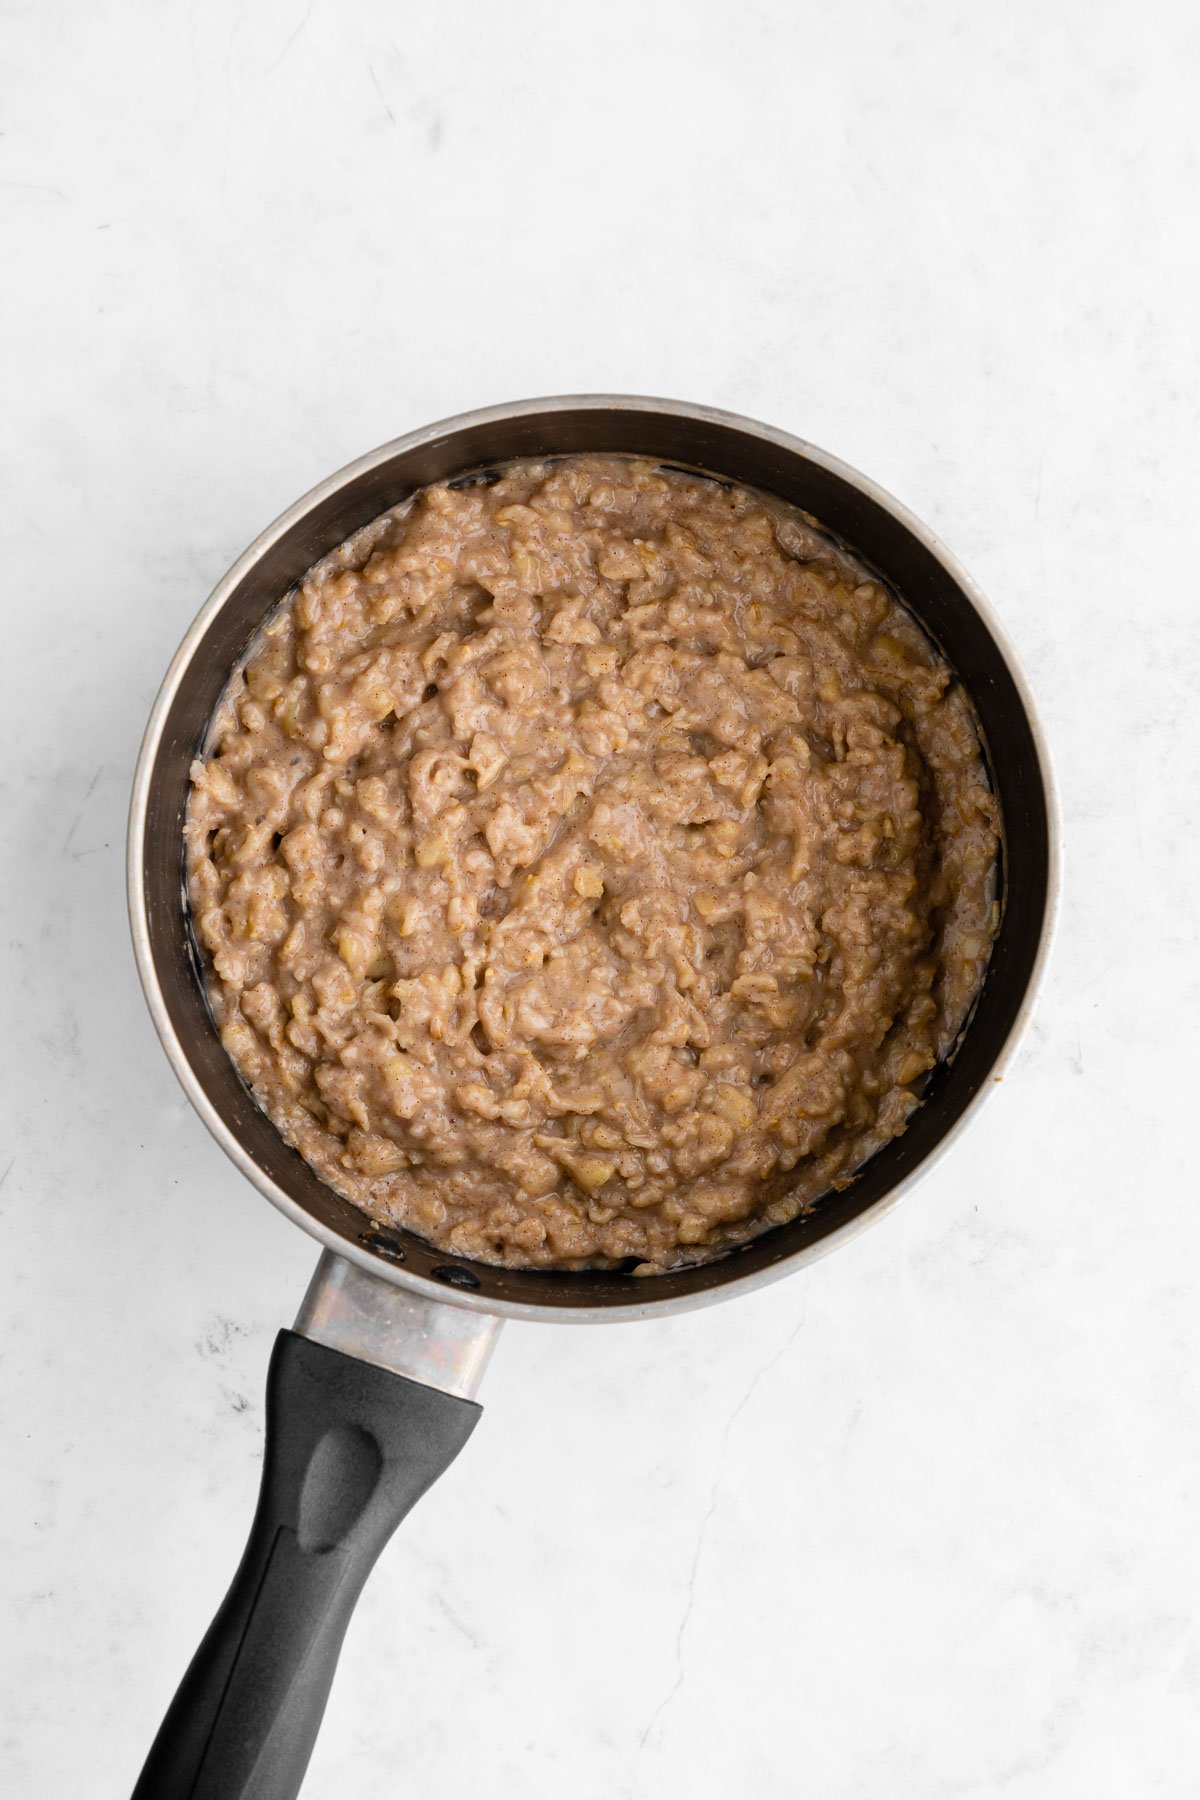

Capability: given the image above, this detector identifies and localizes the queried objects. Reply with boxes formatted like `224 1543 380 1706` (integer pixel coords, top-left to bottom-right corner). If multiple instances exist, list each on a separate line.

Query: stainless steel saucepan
127 396 1058 1800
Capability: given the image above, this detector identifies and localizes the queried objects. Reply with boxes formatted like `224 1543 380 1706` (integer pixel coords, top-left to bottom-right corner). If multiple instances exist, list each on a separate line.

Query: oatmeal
186 457 998 1270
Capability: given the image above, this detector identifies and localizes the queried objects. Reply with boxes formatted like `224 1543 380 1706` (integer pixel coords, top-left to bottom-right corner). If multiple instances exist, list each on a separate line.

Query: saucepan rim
127 394 1061 1323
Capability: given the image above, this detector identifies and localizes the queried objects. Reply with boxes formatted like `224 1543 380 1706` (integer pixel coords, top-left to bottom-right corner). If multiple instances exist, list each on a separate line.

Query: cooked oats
186 457 998 1270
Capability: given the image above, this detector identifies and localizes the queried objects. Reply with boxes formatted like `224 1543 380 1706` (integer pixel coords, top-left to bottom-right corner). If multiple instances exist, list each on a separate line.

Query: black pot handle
132 1329 481 1800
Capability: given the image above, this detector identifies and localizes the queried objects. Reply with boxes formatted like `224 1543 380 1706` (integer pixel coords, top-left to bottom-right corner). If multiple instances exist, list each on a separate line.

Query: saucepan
127 396 1058 1799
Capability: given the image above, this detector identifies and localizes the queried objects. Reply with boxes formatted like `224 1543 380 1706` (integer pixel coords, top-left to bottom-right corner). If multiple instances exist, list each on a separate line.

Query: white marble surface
4 2 1199 1794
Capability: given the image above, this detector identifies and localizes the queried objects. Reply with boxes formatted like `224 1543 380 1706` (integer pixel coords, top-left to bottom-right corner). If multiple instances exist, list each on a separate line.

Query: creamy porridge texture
187 457 998 1270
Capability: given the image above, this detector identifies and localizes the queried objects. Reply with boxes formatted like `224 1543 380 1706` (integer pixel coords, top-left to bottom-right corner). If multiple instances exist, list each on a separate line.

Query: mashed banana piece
187 457 998 1270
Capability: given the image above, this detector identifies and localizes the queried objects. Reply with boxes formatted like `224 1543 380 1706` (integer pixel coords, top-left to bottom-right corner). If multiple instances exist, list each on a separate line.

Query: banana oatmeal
186 457 998 1270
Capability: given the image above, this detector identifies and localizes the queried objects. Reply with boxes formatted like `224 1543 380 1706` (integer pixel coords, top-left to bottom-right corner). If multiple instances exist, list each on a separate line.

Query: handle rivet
431 1264 481 1291
361 1231 407 1264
